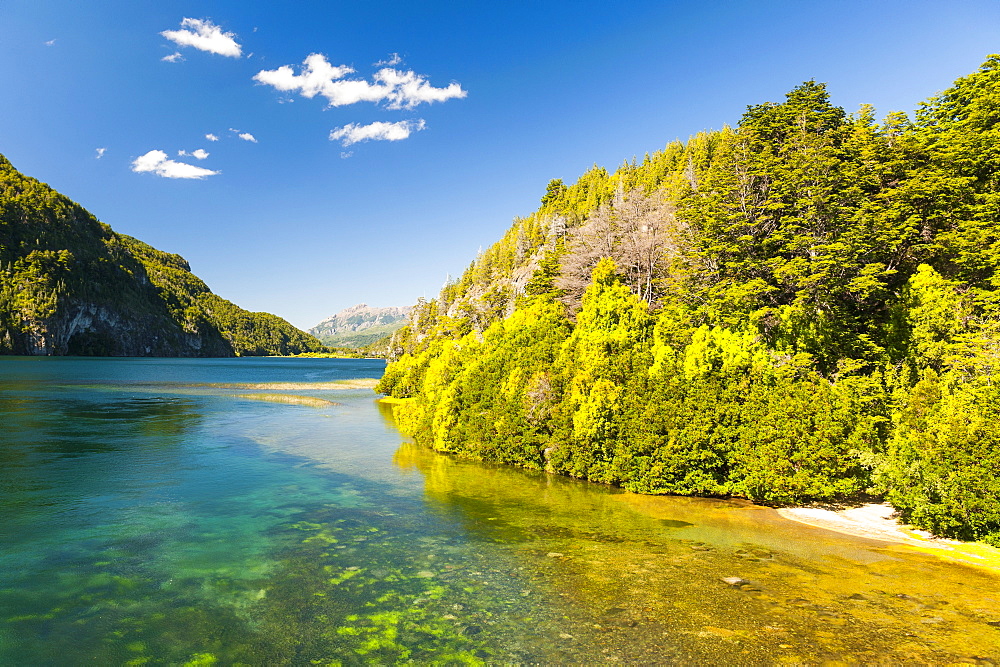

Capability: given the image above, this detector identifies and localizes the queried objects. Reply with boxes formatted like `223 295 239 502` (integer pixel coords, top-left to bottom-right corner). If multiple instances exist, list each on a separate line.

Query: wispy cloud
205 133 219 142
375 52 403 67
253 54 466 109
132 150 219 179
329 119 426 147
228 128 258 143
161 18 241 58
95 148 107 159
162 52 185 63
376 68 468 109
178 149 210 160
44 39 56 47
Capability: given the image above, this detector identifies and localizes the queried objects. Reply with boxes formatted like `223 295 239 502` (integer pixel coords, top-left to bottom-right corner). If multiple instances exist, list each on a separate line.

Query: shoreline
776 503 940 547
778 502 1000 574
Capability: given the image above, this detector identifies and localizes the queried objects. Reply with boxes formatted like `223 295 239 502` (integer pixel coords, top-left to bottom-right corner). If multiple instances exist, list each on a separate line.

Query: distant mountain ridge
309 303 410 348
0 153 325 356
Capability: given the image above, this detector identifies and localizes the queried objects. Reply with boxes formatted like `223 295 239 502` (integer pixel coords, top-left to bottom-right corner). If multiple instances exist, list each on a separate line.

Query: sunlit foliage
380 56 1000 543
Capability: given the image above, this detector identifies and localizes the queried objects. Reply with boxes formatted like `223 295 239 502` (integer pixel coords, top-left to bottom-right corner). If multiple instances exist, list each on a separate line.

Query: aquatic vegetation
209 379 380 390
236 393 340 408
2 358 999 664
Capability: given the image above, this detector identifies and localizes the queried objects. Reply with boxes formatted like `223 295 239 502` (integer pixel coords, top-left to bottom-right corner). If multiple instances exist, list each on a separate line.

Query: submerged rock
721 577 749 587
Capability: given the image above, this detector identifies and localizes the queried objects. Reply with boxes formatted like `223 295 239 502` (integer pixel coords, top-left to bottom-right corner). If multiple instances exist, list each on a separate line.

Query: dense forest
0 155 325 357
378 56 1000 546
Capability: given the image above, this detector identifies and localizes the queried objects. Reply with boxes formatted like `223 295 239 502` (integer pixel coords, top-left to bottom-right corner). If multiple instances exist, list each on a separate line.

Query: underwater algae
3 357 999 664
389 441 1000 663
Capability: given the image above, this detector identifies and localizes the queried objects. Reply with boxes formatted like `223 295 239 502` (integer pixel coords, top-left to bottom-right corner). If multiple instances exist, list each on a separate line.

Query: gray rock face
310 303 411 336
309 304 411 347
9 301 231 357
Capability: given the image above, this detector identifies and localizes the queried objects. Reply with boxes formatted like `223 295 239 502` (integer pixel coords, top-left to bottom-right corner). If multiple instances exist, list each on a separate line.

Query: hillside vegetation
378 56 1000 545
0 155 325 357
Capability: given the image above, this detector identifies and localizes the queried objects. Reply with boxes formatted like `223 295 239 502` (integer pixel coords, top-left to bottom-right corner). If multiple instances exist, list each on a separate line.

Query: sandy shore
777 503 946 547
778 503 1000 574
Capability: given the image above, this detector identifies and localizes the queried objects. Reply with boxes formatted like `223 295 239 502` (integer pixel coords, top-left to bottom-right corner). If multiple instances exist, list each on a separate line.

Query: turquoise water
1 357 998 664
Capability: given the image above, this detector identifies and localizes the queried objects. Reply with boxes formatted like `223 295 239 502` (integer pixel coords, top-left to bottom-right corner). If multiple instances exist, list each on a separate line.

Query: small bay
1 357 997 664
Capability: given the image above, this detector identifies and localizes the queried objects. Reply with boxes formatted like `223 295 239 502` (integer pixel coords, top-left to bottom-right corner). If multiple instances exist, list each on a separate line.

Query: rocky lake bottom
1 357 998 664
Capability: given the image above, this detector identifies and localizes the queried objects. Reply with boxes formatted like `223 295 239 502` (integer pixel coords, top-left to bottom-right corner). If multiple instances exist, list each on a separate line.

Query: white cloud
45 39 56 47
161 18 241 58
253 54 466 109
329 119 426 147
375 68 467 109
226 128 258 142
95 148 107 159
162 52 184 63
375 52 403 67
132 150 219 179
253 54 363 103
178 149 210 159
205 133 219 141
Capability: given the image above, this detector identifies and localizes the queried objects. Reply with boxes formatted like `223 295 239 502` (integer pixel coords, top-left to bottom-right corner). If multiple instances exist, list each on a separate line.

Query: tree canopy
378 56 1000 546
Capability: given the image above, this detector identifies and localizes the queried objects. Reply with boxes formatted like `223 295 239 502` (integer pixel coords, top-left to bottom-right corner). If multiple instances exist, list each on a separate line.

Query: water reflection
2 355 998 664
395 441 1000 662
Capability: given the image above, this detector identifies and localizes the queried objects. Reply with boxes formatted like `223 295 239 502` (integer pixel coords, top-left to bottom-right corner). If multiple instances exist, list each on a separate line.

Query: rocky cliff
309 303 410 348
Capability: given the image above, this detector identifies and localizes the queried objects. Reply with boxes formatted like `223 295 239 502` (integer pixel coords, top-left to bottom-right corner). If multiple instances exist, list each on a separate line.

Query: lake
1 357 998 663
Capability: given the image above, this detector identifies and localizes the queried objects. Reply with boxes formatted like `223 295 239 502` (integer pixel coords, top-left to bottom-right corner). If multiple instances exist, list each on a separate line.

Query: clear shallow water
1 357 998 664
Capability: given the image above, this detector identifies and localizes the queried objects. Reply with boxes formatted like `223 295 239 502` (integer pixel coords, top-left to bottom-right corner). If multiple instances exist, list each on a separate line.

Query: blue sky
1 1 998 329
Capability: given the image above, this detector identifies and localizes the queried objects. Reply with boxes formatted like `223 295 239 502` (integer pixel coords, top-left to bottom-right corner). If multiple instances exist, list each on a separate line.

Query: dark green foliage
876 371 1000 544
614 373 735 496
381 56 1000 543
540 178 567 208
0 154 324 357
726 373 869 503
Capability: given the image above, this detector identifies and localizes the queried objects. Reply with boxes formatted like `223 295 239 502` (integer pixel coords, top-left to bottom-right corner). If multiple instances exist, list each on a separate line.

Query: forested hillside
0 155 325 356
378 56 1000 546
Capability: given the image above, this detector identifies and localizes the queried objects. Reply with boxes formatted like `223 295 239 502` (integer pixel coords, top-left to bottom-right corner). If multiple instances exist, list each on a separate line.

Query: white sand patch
777 503 954 548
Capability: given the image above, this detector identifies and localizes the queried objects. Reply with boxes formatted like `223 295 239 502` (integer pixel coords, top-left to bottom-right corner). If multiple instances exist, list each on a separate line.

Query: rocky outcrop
309 303 410 347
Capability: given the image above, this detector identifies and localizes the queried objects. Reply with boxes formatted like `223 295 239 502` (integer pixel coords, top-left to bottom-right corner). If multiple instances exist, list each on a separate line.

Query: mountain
0 154 325 357
377 56 1000 546
309 303 410 348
